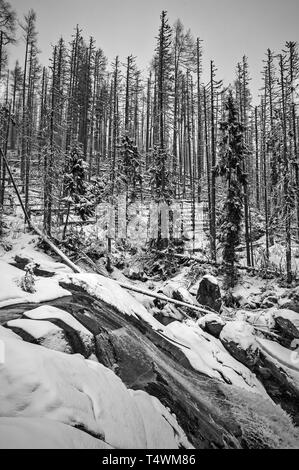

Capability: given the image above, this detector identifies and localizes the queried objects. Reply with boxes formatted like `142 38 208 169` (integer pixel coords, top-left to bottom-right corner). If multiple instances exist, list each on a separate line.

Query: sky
7 0 299 100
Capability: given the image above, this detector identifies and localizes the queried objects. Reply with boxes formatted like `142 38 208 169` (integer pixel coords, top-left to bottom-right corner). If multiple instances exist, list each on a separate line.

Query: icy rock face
197 313 226 338
220 321 259 369
0 332 192 450
196 274 222 313
273 309 299 340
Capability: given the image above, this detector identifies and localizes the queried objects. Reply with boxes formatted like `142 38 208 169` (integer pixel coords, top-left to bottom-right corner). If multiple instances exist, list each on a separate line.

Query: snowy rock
278 298 299 314
220 321 259 369
165 321 266 395
0 417 112 449
197 313 225 338
273 309 299 340
236 309 276 330
6 319 73 354
60 272 164 331
158 281 198 306
196 274 222 312
123 263 147 281
0 333 192 449
159 303 185 322
22 305 95 357
256 337 299 399
261 297 277 309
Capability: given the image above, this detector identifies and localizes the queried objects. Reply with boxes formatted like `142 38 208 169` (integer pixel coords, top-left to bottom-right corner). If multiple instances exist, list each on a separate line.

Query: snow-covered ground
1 221 299 448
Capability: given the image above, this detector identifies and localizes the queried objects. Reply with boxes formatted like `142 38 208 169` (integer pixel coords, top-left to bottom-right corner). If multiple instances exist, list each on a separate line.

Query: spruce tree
215 91 247 287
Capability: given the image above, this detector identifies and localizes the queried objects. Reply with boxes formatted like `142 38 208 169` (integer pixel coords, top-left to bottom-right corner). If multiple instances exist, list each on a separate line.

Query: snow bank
165 321 266 396
0 417 112 449
0 260 70 308
0 332 191 449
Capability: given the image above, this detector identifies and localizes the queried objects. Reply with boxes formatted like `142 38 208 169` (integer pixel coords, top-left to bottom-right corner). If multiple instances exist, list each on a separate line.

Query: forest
0 0 299 451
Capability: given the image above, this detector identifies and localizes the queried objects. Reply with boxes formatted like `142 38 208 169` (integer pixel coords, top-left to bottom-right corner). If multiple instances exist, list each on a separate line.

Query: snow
202 274 219 286
165 321 266 395
0 260 70 308
0 417 112 449
197 313 225 329
0 325 22 341
1 232 72 274
5 318 74 354
7 319 62 339
0 331 191 449
23 305 92 337
256 337 299 390
236 309 276 329
159 281 199 306
220 320 258 352
60 272 165 331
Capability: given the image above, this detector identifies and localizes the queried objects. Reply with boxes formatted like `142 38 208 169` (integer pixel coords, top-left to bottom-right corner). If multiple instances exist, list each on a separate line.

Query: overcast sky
7 0 299 99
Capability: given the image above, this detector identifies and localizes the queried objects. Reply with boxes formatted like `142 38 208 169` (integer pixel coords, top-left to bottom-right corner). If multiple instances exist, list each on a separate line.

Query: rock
123 263 147 281
278 298 299 314
5 319 74 354
196 275 222 313
21 306 96 357
261 298 276 309
220 320 259 369
197 313 225 338
273 309 299 340
158 281 197 305
257 337 299 403
157 281 199 317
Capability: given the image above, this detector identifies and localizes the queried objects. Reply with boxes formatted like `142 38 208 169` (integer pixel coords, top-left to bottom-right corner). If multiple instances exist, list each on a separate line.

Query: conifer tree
215 91 247 287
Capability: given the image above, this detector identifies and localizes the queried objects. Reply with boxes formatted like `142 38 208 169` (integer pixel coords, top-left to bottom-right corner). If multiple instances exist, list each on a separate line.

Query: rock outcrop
196 275 222 313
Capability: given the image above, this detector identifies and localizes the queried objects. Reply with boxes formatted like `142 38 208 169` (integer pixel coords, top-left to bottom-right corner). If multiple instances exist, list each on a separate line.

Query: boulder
196 275 222 312
278 298 299 314
220 320 259 369
197 313 225 338
273 309 299 340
